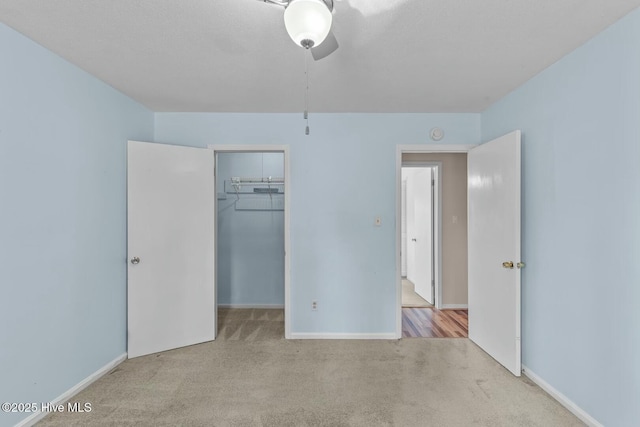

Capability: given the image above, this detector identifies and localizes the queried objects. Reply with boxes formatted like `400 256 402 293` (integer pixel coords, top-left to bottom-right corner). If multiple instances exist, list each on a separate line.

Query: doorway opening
212 145 291 340
397 147 471 339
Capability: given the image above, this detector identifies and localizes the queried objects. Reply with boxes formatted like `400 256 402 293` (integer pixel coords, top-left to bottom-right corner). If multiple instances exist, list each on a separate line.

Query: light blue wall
481 9 640 427
155 113 481 333
217 152 285 306
9 4 637 425
0 23 153 427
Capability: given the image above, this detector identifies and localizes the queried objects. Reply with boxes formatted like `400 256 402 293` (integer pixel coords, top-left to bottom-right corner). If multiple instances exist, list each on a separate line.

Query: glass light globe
284 0 333 48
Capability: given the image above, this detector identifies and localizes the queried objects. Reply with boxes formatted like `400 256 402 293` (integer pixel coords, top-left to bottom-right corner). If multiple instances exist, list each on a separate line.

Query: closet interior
216 152 285 311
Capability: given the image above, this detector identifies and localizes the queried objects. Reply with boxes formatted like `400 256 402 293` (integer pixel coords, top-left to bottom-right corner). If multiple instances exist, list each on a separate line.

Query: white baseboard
440 304 468 309
218 304 284 309
522 365 603 427
290 332 397 340
16 353 127 427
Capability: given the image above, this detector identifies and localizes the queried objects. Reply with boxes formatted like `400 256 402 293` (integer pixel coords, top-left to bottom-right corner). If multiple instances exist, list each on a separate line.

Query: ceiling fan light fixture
284 0 333 48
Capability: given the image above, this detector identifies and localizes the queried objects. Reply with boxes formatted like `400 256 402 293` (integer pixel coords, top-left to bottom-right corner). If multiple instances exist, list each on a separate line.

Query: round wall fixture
430 127 444 141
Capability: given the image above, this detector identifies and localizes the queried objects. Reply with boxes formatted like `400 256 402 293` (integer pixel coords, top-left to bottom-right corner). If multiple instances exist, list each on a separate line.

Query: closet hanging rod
230 177 284 183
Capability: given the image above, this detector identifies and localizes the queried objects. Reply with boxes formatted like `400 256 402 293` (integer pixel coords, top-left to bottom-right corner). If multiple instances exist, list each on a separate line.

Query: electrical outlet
312 300 318 311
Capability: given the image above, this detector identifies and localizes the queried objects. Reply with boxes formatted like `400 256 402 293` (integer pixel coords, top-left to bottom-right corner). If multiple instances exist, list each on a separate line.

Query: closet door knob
131 257 140 265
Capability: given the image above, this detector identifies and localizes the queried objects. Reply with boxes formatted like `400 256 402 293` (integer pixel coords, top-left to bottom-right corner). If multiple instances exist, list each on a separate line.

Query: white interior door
405 175 417 283
412 168 433 304
468 130 522 376
127 140 215 359
401 181 408 277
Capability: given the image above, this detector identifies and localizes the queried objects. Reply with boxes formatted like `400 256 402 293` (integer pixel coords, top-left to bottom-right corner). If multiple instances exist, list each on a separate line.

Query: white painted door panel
401 181 407 277
468 130 521 376
412 169 433 304
406 175 416 283
127 141 215 359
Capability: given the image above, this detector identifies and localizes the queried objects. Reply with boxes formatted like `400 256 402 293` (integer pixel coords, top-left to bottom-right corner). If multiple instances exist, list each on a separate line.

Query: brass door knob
502 261 514 269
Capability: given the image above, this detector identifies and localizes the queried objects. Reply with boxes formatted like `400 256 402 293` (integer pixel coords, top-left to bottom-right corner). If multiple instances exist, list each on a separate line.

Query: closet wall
216 152 285 307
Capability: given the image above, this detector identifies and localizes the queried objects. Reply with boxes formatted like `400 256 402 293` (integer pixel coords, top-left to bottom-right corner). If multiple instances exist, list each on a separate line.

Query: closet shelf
225 177 285 195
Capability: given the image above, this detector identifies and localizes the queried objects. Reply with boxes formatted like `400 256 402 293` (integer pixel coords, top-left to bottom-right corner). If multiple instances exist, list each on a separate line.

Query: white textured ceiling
1 0 639 112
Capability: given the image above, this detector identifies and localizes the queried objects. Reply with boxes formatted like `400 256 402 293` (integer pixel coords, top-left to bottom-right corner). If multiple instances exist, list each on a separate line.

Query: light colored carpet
217 308 285 341
402 278 432 307
37 310 582 427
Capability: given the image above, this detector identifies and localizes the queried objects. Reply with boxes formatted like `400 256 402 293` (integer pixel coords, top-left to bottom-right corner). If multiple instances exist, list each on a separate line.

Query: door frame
210 144 291 339
402 162 439 306
395 144 476 338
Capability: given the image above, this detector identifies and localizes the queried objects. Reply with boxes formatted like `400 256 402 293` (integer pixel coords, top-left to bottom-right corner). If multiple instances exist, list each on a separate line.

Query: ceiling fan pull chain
304 47 310 135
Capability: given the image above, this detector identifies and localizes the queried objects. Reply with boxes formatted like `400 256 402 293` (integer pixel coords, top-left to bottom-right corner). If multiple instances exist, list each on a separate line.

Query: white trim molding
16 353 127 427
218 304 284 309
441 304 468 310
522 365 603 427
208 144 289 153
397 144 477 154
290 333 397 340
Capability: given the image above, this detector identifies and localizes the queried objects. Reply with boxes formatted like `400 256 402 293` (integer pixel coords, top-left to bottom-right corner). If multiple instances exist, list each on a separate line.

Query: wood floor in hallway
402 307 468 338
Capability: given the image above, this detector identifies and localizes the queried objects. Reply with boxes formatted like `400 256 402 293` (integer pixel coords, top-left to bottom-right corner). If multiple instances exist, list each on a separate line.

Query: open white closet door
468 130 522 376
127 140 215 359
